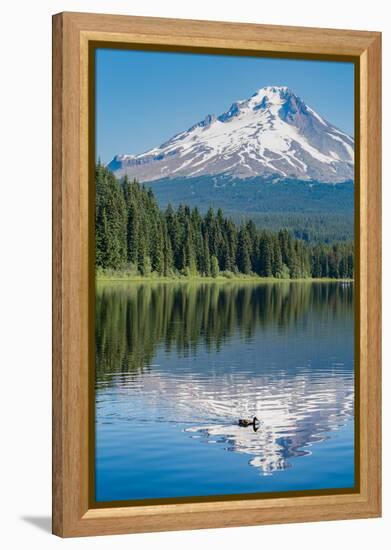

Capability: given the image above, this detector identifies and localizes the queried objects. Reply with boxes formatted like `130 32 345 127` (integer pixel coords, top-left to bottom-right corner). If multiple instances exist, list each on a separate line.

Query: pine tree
95 164 127 270
237 227 252 274
95 163 354 281
211 255 219 278
259 232 273 277
151 218 164 274
278 229 290 266
205 208 219 260
311 244 322 278
225 220 237 272
191 207 204 273
328 245 339 278
289 242 302 279
165 204 181 270
246 220 258 272
272 235 283 277
183 218 197 275
161 217 174 276
202 230 211 276
126 200 139 266
320 247 329 277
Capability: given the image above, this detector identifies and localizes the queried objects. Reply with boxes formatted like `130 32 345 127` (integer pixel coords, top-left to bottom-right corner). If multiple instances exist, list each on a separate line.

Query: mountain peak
107 85 354 184
250 86 303 111
252 85 291 98
215 86 303 123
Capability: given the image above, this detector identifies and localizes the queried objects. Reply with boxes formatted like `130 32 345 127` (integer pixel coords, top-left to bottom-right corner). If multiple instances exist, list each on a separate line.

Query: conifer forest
95 163 354 279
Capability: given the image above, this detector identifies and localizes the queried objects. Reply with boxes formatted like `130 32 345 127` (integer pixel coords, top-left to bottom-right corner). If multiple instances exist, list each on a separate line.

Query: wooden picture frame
52 11 381 537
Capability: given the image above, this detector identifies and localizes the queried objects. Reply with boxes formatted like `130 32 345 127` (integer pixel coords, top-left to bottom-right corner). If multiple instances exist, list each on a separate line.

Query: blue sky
96 49 354 164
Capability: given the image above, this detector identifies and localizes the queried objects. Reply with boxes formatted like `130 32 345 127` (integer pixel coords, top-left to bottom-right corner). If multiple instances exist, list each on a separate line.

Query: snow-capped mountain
107 86 354 183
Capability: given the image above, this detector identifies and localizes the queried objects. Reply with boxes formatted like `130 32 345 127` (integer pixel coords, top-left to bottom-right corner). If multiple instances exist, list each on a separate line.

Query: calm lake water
95 281 355 502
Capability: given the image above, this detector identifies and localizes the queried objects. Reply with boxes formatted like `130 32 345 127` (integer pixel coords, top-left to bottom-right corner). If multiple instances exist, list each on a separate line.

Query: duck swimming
238 416 260 428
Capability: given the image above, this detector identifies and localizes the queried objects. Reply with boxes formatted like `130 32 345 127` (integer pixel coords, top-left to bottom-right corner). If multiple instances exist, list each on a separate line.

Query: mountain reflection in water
95 281 355 500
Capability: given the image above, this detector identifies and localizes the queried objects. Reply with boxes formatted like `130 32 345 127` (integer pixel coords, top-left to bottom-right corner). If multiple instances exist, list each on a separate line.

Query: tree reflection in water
95 281 354 476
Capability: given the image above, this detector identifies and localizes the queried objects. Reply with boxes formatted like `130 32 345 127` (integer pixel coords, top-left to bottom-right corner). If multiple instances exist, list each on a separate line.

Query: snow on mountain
107 86 354 183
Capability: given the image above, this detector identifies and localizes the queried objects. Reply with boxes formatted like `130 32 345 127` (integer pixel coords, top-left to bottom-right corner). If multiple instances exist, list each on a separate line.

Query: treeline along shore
96 163 354 280
96 282 353 380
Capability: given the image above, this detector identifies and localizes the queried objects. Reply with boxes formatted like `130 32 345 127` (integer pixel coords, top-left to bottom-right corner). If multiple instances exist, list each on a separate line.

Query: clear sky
96 48 354 164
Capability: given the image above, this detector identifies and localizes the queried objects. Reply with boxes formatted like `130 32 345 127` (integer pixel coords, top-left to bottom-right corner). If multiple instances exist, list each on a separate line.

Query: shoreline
96 275 354 284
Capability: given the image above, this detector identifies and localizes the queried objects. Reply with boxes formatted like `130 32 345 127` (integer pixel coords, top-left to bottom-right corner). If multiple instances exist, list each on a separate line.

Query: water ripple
95 281 355 496
96 362 353 475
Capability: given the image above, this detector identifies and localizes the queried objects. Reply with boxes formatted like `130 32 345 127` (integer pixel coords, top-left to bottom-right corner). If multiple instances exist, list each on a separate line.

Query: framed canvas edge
52 11 382 538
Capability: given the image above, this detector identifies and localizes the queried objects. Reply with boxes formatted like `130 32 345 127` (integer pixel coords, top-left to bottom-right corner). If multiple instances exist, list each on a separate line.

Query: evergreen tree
183 218 197 275
95 163 127 270
161 217 174 276
272 235 283 277
288 240 301 279
225 220 237 272
124 194 139 266
191 207 204 273
237 226 252 274
311 244 322 278
211 255 219 278
259 232 273 277
246 220 258 271
202 230 211 276
95 163 354 281
151 218 164 274
165 204 181 269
